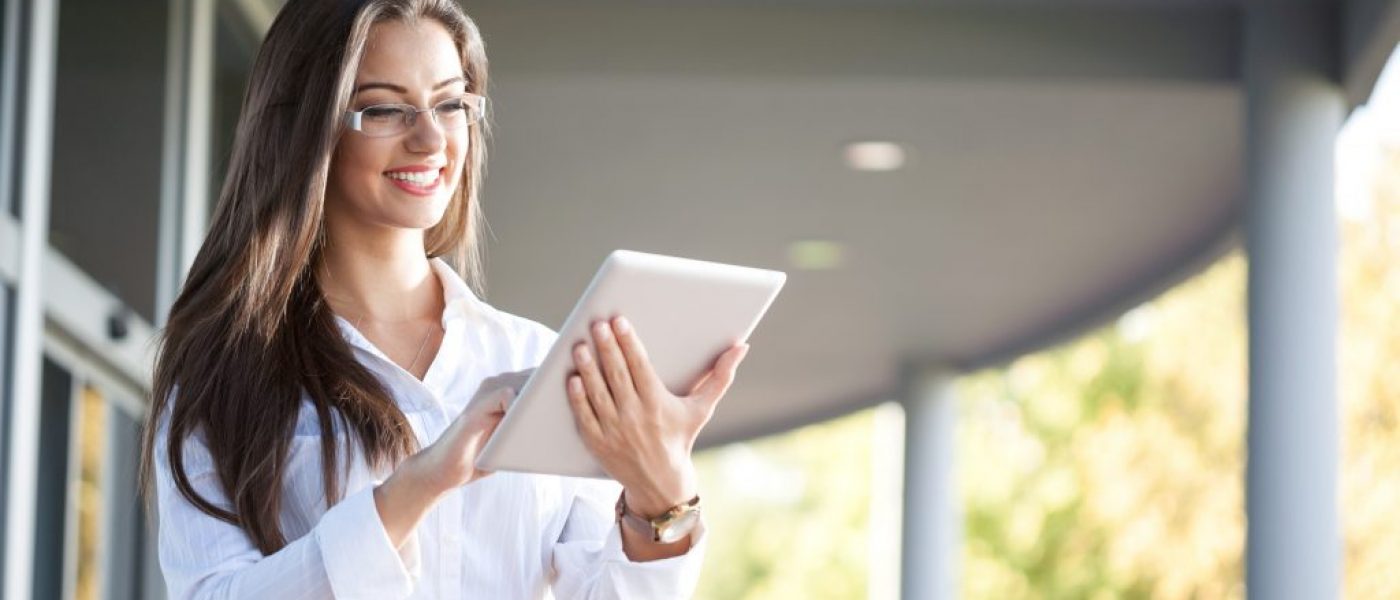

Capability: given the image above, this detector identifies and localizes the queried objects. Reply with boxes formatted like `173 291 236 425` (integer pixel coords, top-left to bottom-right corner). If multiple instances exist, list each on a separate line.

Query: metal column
900 367 959 600
1243 4 1345 598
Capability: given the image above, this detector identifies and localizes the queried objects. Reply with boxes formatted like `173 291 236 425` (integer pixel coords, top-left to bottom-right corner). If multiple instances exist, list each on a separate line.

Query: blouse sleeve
153 415 422 599
547 472 708 599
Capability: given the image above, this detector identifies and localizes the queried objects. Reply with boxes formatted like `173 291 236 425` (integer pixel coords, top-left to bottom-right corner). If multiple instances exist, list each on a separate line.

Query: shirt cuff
315 484 420 599
599 517 708 594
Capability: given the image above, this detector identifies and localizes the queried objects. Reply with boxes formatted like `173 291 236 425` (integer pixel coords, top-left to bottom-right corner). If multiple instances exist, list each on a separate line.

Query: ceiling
458 2 1245 445
215 0 1388 446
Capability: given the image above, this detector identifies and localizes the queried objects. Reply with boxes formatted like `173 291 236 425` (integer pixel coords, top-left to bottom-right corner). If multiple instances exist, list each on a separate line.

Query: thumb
689 344 750 408
483 387 513 418
496 387 514 413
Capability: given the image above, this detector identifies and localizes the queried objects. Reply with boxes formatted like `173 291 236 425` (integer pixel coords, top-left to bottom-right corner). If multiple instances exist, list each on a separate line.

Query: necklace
353 314 438 376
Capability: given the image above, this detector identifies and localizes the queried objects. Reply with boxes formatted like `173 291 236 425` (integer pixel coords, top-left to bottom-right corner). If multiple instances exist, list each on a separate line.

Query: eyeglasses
344 93 487 138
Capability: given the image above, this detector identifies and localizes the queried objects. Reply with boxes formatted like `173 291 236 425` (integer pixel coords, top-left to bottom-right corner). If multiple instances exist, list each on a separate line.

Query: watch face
657 510 701 544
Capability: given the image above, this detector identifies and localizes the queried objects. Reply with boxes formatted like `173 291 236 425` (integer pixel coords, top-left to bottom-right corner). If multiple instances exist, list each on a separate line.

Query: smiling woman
138 1 746 598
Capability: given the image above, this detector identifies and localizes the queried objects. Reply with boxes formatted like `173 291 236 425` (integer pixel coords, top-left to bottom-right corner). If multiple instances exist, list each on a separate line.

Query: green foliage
1339 146 1400 599
694 409 880 600
959 253 1247 599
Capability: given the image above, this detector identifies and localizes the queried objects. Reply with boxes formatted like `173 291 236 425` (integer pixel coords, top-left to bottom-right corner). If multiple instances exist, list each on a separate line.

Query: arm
153 427 415 600
550 316 748 597
156 378 515 599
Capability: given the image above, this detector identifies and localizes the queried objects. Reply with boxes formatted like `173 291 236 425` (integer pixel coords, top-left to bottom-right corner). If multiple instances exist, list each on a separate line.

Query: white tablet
476 250 786 478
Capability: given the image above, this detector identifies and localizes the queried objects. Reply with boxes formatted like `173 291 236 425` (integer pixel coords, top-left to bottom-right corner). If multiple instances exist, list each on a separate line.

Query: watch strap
615 492 701 543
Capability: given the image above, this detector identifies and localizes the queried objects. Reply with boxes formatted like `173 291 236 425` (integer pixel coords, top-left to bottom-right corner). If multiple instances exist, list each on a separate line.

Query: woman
139 0 748 597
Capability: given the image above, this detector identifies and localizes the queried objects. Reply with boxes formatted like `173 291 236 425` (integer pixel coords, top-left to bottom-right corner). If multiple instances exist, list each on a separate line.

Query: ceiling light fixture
788 240 845 271
844 141 906 172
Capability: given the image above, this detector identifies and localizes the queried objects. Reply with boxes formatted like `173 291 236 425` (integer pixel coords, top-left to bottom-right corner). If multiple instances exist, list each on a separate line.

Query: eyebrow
353 76 466 95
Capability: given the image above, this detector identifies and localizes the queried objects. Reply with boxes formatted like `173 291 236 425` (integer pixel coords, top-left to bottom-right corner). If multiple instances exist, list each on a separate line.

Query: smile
384 168 444 196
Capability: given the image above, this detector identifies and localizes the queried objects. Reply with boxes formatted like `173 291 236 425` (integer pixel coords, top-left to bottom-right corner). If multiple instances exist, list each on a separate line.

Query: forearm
374 456 447 549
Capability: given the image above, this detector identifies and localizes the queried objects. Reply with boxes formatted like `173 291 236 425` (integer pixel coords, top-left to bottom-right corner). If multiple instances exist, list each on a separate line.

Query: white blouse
153 259 706 599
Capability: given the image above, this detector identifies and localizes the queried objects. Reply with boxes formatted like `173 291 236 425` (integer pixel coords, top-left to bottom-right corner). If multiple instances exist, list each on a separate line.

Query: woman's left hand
566 316 749 518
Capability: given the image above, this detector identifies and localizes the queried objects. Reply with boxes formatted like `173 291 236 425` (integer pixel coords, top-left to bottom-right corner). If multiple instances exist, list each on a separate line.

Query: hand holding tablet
475 250 786 479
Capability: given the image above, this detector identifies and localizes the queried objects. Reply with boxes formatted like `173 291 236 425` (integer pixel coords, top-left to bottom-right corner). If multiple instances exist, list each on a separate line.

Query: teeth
386 170 440 185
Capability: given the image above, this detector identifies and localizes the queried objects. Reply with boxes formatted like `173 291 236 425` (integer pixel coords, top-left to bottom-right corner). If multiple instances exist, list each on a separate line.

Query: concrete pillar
1243 4 1344 599
900 367 958 600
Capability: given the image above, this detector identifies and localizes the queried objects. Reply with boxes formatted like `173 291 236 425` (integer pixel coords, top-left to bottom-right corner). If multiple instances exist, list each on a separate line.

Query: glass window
46 0 169 323
102 405 148 600
0 284 12 593
33 355 73 600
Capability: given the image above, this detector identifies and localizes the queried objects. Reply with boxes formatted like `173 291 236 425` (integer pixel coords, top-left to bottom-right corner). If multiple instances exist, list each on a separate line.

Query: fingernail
574 344 591 365
614 316 631 334
594 321 611 340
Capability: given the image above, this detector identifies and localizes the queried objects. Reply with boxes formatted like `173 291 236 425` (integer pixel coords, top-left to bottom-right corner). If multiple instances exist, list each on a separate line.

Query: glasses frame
343 92 487 138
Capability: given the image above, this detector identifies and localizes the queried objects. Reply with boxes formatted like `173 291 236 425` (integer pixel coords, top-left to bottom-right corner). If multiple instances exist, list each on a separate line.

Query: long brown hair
140 0 490 555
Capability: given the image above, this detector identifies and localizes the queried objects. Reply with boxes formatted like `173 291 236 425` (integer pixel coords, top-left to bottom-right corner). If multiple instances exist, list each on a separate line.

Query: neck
319 217 442 324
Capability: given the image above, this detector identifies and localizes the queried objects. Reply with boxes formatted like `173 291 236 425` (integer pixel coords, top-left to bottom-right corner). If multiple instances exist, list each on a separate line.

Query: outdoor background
686 50 1400 600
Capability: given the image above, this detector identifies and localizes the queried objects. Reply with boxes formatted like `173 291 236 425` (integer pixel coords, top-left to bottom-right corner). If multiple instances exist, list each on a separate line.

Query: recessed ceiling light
844 141 905 172
788 240 845 271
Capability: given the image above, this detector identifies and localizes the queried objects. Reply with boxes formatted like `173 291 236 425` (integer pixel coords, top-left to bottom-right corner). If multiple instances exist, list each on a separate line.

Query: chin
397 206 450 230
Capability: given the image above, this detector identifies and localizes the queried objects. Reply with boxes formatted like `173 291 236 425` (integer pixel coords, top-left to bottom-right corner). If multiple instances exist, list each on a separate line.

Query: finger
480 407 505 437
592 320 638 408
689 344 750 408
504 369 533 393
566 373 604 442
470 387 513 418
573 342 619 426
612 316 664 400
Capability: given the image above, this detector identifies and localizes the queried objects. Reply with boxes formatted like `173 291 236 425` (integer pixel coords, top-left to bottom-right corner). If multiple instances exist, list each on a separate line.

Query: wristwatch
615 492 702 544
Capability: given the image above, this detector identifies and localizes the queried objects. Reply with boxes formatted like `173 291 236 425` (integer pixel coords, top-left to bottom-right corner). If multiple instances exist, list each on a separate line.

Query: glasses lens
360 105 410 137
434 96 479 129
350 96 482 137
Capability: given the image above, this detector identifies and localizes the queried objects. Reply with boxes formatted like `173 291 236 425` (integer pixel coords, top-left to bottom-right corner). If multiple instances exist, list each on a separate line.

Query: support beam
1343 0 1400 107
899 367 958 600
1243 4 1344 599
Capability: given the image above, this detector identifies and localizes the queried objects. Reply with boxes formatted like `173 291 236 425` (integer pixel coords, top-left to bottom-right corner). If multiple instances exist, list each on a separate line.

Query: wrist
624 464 699 518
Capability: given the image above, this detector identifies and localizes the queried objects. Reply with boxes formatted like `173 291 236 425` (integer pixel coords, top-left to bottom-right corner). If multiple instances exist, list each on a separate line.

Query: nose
404 109 448 154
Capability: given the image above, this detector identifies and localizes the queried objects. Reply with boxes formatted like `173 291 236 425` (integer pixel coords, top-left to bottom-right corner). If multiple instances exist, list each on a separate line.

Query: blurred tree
693 410 876 600
959 250 1247 599
1339 145 1400 599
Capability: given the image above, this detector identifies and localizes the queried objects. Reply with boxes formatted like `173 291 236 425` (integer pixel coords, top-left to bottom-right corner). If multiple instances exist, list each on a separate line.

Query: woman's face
326 18 469 234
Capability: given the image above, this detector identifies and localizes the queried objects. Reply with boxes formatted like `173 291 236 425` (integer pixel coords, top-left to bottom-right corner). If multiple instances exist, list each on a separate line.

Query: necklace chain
353 313 437 376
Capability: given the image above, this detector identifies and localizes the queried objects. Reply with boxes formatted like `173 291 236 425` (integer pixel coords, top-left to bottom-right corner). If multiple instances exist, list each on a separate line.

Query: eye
436 99 467 114
361 105 404 122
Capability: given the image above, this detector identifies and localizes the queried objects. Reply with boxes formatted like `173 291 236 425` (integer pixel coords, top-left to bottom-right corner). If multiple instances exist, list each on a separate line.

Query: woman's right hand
374 369 533 547
415 368 533 491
